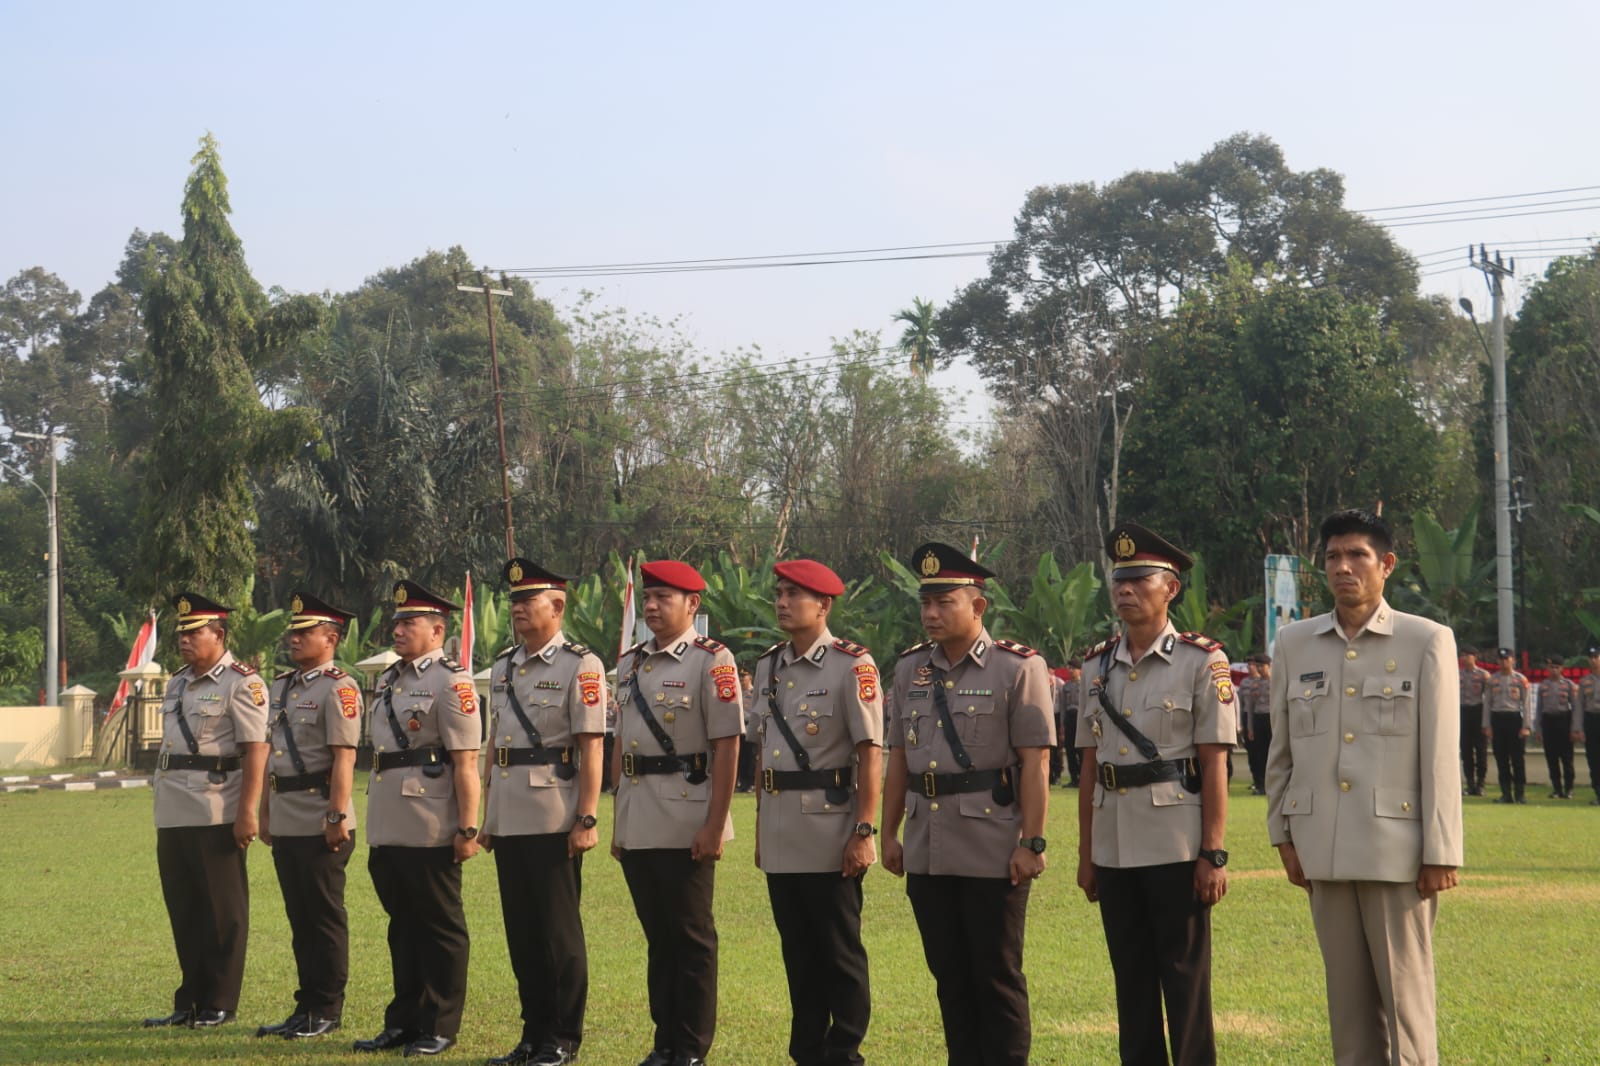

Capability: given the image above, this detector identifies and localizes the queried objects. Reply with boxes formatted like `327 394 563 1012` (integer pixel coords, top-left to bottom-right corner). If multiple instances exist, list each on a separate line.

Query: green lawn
1 779 1596 1065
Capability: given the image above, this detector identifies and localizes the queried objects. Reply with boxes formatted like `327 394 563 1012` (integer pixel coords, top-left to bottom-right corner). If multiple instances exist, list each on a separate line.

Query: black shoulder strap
929 661 973 770
166 676 198 755
273 674 308 775
626 649 676 755
1095 642 1162 761
499 654 544 749
381 671 409 751
764 651 812 771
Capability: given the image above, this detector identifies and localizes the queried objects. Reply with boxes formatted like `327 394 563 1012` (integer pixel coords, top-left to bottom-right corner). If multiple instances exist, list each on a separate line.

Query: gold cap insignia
919 551 941 577
1114 532 1136 560
508 561 524 583
177 597 192 615
291 595 304 613
395 586 408 606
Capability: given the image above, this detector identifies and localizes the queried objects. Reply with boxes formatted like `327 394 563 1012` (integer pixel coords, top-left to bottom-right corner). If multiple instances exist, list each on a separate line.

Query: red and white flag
460 571 476 670
109 610 158 714
970 534 980 561
618 555 637 663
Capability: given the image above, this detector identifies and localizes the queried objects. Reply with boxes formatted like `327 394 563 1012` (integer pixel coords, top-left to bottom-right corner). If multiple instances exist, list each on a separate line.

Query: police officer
354 580 481 1058
1076 525 1234 1066
1054 660 1084 787
481 559 607 1066
142 593 269 1029
881 543 1053 1066
610 560 743 1066
1580 646 1600 805
1459 646 1491 796
1485 648 1532 805
255 593 362 1040
1536 655 1580 800
754 559 883 1066
1242 655 1271 795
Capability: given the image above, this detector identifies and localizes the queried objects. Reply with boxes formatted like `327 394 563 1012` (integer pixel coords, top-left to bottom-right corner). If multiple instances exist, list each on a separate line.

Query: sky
3 1 1598 427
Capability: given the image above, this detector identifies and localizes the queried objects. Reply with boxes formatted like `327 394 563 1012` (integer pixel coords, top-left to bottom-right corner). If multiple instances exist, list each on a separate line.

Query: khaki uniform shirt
1077 622 1235 869
1265 601 1464 882
153 652 269 829
753 630 884 874
263 664 363 835
1534 675 1578 730
612 627 742 850
1235 675 1258 719
1460 665 1489 707
887 628 1054 878
484 633 607 837
1484 670 1532 730
1055 676 1081 739
365 653 480 848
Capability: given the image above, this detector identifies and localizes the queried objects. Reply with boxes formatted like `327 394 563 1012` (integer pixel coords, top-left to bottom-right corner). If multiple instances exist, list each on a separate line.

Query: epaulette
758 641 785 660
323 666 347 680
441 656 466 672
1178 632 1224 654
230 661 259 677
831 638 870 658
1083 636 1118 660
274 668 295 681
993 638 1038 658
562 640 590 656
495 644 516 661
899 640 933 659
693 635 727 654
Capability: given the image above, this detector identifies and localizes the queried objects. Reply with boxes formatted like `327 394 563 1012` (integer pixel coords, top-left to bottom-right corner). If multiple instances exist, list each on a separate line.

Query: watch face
579 815 598 829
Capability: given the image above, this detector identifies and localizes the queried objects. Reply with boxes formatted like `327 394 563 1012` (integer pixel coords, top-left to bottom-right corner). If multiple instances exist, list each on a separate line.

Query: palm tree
894 298 938 376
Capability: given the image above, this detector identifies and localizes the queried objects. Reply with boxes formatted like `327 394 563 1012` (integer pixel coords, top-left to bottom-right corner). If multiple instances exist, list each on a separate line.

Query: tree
893 297 938 376
134 134 321 607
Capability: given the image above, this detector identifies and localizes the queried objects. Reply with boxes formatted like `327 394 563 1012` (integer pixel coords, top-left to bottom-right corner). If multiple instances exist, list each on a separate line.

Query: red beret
640 559 706 593
774 559 845 597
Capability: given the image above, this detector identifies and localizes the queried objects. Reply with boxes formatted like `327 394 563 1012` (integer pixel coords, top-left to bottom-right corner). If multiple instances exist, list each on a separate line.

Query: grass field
1 778 1597 1065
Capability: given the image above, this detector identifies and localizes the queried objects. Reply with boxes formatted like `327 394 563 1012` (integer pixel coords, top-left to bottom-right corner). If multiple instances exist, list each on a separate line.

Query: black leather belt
1098 758 1197 790
912 766 1008 798
269 770 329 794
157 753 241 773
374 746 447 772
762 766 853 794
495 746 574 767
621 751 706 776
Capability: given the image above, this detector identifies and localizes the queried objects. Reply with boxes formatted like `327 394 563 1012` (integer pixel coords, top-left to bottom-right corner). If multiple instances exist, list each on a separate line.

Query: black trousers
1490 712 1527 798
767 872 870 1066
1587 714 1600 799
494 833 588 1049
1541 713 1576 794
1460 704 1488 789
1245 714 1272 790
737 736 757 791
156 824 249 1013
1048 743 1064 784
368 845 470 1038
271 832 355 1017
1064 741 1082 784
620 849 718 1058
1095 861 1215 1066
905 874 1031 1066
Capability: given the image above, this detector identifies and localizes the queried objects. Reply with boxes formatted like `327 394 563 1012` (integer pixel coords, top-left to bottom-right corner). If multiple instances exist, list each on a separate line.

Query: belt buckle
923 771 937 798
158 751 170 771
1100 763 1117 789
496 746 510 768
622 752 635 778
762 766 775 793
269 773 279 792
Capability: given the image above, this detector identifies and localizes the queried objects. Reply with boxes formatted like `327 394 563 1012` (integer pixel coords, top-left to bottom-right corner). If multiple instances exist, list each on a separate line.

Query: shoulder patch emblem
993 638 1038 658
711 662 738 702
247 680 267 707
855 662 879 703
1178 632 1224 653
831 638 870 658
898 640 933 659
452 681 478 716
578 670 602 706
694 635 728 654
337 685 361 719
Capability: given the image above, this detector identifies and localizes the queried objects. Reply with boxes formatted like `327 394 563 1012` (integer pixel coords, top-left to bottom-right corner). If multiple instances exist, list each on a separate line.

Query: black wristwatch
853 822 877 838
576 814 598 830
325 811 347 825
456 825 479 841
1019 836 1047 854
1198 848 1228 868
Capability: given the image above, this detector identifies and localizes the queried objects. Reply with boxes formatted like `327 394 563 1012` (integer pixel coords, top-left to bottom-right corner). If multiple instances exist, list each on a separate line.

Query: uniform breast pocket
1288 689 1329 737
400 774 446 800
793 699 836 737
954 696 997 745
196 702 225 739
903 706 931 748
1364 676 1416 735
1155 697 1195 747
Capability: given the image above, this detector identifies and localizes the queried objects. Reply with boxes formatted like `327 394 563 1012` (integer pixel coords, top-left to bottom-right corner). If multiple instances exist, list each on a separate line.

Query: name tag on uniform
409 689 432 697
197 694 220 702
806 688 828 696
663 680 686 688
1299 672 1324 682
296 700 318 710
908 689 930 700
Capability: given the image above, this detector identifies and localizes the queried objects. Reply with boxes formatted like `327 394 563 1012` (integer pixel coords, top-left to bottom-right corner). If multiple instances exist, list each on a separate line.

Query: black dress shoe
256 1013 307 1037
527 1044 579 1066
405 1035 457 1057
356 1028 420 1052
190 1010 235 1028
143 1009 194 1028
487 1042 539 1065
671 1056 707 1066
287 1015 342 1039
637 1051 674 1066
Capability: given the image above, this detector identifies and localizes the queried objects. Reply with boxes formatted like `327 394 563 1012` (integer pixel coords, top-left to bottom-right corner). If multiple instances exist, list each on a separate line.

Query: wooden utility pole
456 274 517 558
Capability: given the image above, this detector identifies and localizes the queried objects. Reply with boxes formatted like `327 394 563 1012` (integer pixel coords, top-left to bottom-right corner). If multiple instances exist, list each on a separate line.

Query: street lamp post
12 430 62 708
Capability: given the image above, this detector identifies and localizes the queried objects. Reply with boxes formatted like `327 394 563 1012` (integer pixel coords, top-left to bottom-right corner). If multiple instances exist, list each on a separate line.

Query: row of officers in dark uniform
1457 645 1600 804
141 515 1461 1066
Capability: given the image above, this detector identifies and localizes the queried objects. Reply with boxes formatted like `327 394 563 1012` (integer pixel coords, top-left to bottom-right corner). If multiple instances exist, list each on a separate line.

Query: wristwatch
576 814 598 830
852 822 877 838
456 825 479 841
1198 848 1229 868
1019 836 1047 854
325 810 347 824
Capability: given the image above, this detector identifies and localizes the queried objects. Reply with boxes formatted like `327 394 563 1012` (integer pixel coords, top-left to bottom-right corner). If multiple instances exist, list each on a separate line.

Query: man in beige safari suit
1267 509 1463 1066
754 558 883 1066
